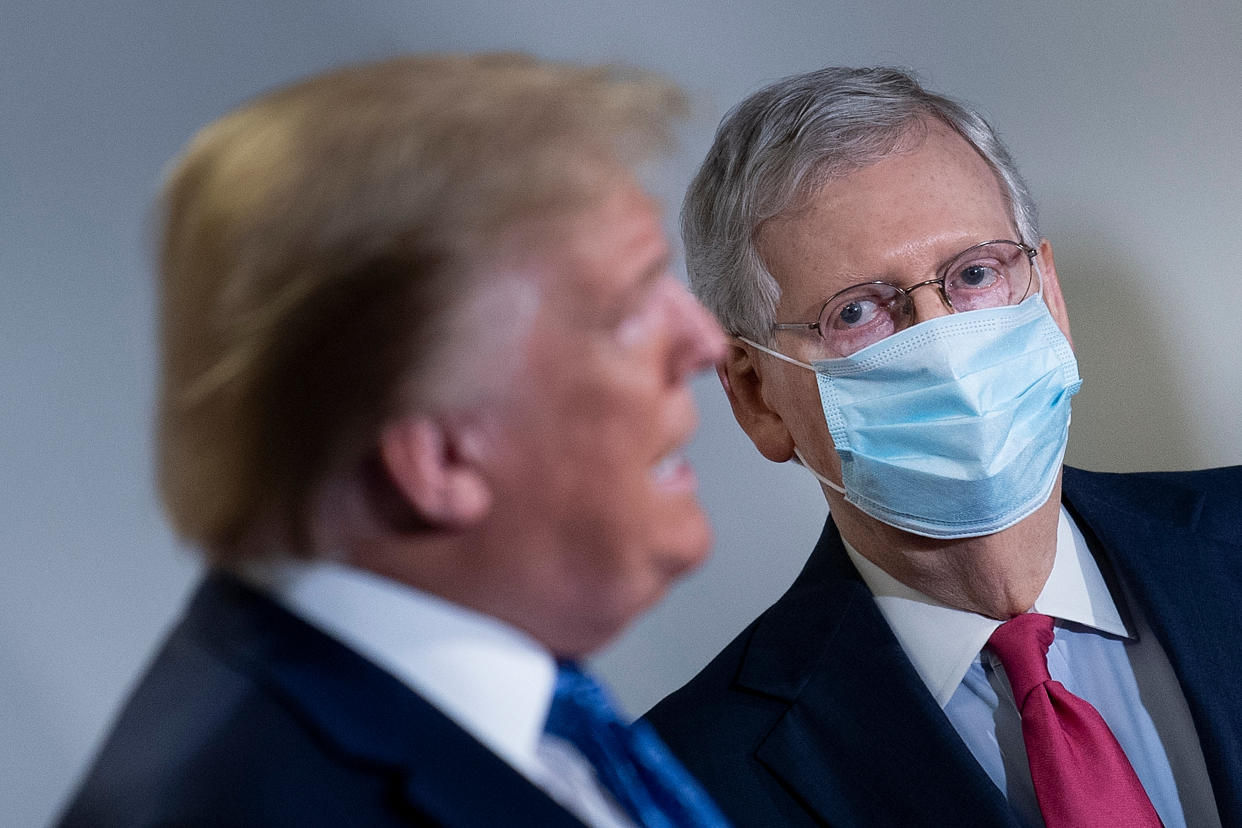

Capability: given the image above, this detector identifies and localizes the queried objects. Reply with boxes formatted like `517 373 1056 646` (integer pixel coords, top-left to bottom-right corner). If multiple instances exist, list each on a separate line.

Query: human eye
949 260 1002 291
832 296 881 328
944 247 1019 311
822 284 902 354
825 283 904 329
944 241 1033 302
612 277 667 347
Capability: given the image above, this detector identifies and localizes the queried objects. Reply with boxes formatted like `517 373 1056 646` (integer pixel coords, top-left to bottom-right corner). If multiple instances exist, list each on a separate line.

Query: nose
905 279 954 324
666 279 726 382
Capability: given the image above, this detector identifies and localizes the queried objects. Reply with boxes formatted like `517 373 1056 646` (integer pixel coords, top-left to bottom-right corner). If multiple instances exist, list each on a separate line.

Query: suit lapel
1063 467 1242 826
736 520 1017 826
184 572 586 827
392 703 588 827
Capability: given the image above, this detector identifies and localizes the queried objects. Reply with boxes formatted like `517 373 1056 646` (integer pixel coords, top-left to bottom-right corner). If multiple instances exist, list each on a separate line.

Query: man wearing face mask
644 67 1242 828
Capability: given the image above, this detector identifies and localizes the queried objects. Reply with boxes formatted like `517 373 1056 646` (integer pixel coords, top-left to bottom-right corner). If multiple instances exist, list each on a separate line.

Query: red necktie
986 613 1163 828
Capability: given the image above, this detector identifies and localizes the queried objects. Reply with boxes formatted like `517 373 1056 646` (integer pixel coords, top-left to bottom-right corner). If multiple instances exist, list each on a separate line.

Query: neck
835 480 1063 620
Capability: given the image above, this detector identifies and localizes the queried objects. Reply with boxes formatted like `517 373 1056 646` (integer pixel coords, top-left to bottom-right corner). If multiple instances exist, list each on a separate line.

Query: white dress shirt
241 559 634 828
844 506 1219 827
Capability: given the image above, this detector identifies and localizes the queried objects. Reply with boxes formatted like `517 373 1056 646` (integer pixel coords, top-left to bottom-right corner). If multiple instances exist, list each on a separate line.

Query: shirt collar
239 559 556 776
844 505 1132 707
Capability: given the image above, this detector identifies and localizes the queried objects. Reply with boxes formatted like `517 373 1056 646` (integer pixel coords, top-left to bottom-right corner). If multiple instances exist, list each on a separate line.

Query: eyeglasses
773 239 1039 357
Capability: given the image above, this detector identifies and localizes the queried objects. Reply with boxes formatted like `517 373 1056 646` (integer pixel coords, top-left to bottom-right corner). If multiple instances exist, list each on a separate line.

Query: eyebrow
833 239 1010 290
640 250 672 287
607 249 671 322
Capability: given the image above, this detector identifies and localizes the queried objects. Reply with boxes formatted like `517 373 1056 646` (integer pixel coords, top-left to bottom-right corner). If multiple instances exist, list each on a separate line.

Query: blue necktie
544 662 732 828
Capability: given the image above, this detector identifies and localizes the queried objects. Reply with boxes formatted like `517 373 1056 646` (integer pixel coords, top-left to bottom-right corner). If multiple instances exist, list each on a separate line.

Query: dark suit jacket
645 466 1242 827
58 571 587 827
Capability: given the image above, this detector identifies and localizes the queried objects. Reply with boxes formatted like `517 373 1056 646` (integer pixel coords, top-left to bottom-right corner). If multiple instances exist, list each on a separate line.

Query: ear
378 416 492 529
720 339 797 463
1036 238 1073 348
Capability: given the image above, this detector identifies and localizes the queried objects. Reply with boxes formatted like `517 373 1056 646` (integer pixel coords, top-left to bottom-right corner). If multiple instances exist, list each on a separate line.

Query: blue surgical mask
742 293 1081 539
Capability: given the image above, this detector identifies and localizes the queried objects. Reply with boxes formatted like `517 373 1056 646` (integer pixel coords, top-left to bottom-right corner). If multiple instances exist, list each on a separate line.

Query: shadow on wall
1054 234 1198 473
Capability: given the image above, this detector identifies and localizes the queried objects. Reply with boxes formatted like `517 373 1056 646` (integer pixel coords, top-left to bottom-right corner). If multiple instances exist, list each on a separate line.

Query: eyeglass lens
820 241 1035 355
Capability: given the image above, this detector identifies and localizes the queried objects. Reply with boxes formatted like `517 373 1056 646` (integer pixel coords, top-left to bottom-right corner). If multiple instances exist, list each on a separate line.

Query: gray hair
683 66 1039 342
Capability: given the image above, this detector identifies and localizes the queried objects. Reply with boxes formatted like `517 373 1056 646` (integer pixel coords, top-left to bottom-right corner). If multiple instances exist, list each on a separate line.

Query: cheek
765 366 821 434
544 396 647 487
519 381 656 537
557 369 660 455
774 372 844 474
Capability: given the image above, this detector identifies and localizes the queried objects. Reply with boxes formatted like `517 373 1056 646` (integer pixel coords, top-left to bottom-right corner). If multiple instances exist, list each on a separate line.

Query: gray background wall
5 1 1241 824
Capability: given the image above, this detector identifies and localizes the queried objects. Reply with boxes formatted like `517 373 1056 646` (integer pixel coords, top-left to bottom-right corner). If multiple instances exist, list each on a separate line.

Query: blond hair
156 53 685 561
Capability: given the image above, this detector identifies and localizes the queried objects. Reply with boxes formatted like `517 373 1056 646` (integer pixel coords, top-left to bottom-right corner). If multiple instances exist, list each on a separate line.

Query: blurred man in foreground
646 66 1242 827
59 54 731 827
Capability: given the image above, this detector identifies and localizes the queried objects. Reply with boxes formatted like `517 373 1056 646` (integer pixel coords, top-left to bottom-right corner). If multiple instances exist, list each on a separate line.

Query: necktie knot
544 662 732 828
549 663 619 730
984 613 1162 827
986 612 1055 703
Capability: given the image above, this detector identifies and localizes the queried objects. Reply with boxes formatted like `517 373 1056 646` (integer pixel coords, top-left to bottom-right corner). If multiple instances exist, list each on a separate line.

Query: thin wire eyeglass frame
772 239 1040 356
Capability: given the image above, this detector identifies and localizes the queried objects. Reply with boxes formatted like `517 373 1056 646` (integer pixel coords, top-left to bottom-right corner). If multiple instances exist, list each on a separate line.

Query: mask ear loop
793 447 846 496
735 336 814 370
736 336 849 497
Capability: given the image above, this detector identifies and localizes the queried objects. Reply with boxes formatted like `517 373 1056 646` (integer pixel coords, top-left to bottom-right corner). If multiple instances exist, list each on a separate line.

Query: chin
590 582 676 653
667 512 715 575
553 615 635 660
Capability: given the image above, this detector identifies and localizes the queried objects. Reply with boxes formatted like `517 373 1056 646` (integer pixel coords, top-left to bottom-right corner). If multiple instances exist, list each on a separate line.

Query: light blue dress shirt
845 506 1220 828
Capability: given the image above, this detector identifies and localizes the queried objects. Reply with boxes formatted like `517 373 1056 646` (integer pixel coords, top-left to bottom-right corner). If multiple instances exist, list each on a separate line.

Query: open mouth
651 447 697 494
